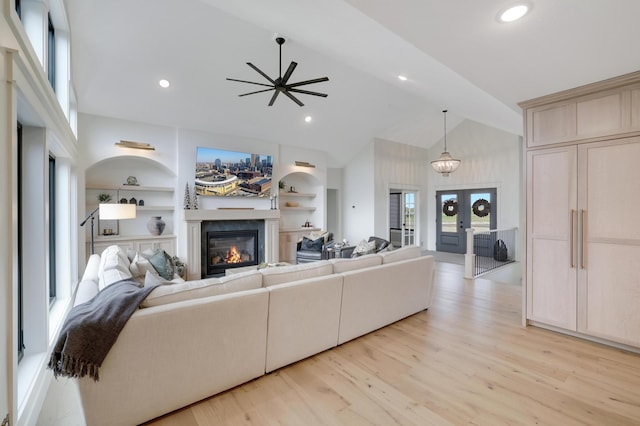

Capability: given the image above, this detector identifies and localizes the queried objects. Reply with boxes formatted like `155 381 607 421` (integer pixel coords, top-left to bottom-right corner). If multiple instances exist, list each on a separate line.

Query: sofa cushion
260 261 333 287
74 279 99 307
330 253 382 273
379 245 421 264
141 269 263 308
98 245 133 290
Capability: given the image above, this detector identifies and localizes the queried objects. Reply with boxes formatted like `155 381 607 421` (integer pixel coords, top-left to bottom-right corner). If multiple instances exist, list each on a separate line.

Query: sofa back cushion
379 245 421 264
260 261 333 287
98 245 133 290
141 269 263 308
330 254 382 274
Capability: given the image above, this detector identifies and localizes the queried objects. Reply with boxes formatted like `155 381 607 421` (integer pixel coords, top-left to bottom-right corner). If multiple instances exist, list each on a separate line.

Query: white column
464 228 475 279
265 218 279 263
186 220 202 280
0 46 18 426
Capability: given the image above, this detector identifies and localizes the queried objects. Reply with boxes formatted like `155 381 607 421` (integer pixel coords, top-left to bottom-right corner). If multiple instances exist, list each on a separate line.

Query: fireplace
206 230 258 276
185 209 279 280
200 219 266 277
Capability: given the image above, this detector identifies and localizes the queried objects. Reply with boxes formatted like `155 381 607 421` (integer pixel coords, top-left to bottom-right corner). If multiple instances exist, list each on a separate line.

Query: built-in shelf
279 191 316 198
280 227 320 232
87 184 174 192
280 206 316 211
91 234 176 243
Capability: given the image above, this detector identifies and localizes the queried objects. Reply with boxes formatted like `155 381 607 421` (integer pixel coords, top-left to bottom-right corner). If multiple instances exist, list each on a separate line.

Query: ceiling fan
227 37 329 107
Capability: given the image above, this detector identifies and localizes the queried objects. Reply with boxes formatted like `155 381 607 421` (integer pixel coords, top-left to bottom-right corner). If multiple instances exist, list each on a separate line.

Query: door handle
581 210 586 269
570 209 576 268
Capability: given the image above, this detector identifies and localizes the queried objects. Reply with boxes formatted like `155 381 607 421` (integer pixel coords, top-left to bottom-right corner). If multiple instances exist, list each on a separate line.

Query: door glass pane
404 192 415 245
441 194 458 233
470 192 491 232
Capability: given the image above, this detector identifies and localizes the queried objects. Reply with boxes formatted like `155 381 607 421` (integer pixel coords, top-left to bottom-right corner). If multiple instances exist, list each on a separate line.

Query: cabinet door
578 137 640 346
527 146 578 330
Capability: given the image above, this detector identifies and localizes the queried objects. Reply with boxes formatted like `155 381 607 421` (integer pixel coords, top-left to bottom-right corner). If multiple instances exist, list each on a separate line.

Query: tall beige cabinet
521 71 640 349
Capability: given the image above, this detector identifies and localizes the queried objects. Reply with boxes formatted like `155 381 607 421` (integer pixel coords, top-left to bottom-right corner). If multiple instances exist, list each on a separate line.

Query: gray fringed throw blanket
48 280 157 381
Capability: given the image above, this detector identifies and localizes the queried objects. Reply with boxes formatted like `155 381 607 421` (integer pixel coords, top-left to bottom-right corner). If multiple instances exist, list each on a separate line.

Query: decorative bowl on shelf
285 201 299 207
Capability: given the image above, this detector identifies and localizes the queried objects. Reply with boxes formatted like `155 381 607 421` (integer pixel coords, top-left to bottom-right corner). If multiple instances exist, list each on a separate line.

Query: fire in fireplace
206 229 259 276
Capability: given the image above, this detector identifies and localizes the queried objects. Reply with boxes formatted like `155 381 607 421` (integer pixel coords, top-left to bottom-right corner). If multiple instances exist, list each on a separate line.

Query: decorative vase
147 216 166 236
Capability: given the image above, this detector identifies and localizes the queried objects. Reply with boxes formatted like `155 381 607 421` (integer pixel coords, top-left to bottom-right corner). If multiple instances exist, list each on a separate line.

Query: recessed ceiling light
398 75 408 81
158 79 170 88
499 4 529 22
304 116 312 123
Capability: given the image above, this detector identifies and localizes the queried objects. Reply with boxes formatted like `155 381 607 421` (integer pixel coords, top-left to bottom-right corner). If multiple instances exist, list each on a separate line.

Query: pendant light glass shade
431 109 460 176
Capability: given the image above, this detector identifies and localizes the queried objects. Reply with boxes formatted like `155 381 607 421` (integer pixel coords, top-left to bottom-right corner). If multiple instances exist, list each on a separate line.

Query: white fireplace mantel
184 209 280 279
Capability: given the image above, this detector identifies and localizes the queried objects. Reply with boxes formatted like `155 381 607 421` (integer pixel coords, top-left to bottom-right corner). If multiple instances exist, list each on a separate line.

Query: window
17 122 25 362
49 154 57 304
47 13 55 91
389 192 401 230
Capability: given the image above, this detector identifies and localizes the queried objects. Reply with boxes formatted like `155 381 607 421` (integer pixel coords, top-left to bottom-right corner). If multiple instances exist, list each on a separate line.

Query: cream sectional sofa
72 245 435 425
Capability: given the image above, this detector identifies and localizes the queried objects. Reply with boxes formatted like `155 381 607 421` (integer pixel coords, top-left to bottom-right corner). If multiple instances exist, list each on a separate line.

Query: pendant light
431 109 461 176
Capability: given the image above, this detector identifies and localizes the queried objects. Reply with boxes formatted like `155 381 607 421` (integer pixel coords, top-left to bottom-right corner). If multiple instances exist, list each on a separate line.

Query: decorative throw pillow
129 253 157 278
144 270 171 288
145 249 175 280
301 236 324 251
351 239 376 257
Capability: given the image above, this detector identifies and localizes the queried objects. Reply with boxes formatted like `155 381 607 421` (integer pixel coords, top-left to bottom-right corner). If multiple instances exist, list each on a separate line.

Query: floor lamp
80 204 137 254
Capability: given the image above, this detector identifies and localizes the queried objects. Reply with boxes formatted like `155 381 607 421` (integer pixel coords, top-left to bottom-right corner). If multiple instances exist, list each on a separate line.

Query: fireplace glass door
206 230 259 276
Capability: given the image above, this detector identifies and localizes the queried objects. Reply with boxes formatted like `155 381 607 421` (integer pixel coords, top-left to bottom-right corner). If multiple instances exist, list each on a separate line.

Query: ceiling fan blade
281 62 298 85
239 88 275 97
288 88 328 98
226 78 273 88
268 90 281 106
287 77 329 88
282 90 304 107
247 62 276 85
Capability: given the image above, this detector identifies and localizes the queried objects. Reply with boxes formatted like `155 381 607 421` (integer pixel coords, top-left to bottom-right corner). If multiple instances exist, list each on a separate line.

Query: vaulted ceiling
64 0 640 167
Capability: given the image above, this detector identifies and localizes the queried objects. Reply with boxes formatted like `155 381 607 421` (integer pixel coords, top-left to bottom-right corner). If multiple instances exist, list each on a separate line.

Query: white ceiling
64 0 640 167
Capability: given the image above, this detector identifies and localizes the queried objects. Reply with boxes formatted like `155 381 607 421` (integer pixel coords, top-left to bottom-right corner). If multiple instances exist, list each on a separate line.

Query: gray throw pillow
146 249 175 280
301 236 324 251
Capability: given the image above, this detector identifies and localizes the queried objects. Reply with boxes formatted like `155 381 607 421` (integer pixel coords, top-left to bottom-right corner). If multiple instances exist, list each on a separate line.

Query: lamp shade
99 203 136 220
431 152 461 176
431 109 461 177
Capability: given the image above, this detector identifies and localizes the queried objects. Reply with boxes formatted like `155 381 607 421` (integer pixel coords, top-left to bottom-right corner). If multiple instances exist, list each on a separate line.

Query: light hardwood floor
142 262 640 425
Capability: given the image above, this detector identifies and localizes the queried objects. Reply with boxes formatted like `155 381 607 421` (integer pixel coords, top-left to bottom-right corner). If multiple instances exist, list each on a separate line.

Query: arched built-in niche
278 171 324 230
84 156 177 256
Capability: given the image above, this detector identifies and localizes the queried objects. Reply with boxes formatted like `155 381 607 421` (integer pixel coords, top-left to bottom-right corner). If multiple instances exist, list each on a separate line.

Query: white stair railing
464 227 517 279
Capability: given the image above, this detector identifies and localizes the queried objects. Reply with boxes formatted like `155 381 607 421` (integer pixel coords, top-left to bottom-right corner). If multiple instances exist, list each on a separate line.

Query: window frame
17 122 25 362
47 12 55 91
49 154 57 305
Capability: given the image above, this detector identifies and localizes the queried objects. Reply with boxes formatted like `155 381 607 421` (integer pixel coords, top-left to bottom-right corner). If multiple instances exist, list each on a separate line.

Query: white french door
390 190 418 247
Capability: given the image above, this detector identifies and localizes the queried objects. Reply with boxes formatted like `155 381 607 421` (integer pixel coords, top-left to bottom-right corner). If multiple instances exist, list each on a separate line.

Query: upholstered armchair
295 232 334 264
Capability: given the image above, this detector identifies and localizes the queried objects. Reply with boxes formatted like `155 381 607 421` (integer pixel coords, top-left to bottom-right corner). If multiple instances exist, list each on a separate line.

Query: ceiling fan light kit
227 37 329 106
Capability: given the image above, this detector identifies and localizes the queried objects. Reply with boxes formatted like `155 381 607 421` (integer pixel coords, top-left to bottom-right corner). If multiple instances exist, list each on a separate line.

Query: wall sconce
115 140 155 150
295 161 315 168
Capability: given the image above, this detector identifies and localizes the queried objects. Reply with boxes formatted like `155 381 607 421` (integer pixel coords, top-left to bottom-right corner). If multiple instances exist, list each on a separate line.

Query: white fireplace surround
184 209 280 279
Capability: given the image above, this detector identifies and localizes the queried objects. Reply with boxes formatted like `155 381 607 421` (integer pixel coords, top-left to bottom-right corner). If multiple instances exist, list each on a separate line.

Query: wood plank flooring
145 262 640 425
